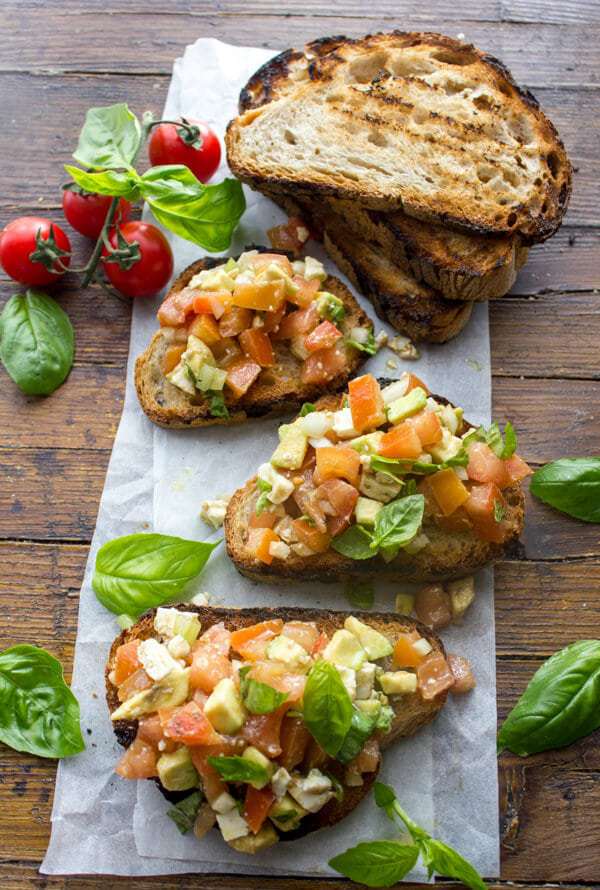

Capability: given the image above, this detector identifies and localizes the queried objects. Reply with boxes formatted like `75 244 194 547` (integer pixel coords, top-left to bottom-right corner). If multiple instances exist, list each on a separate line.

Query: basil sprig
303 660 353 756
370 450 469 478
329 783 487 889
333 494 425 561
167 791 203 834
463 421 517 460
0 290 74 396
0 645 84 759
92 533 218 618
530 457 600 523
66 103 246 252
207 755 269 785
498 639 600 756
239 666 288 715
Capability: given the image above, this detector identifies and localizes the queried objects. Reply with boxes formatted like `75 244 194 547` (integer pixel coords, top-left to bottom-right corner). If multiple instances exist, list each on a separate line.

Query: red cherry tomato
101 221 173 298
148 119 221 183
62 189 131 240
0 217 71 286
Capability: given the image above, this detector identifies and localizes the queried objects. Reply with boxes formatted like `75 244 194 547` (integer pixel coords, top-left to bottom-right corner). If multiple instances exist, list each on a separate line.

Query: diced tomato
350 736 380 774
466 441 510 488
157 286 197 327
393 631 424 668
136 715 166 746
232 280 286 312
416 653 455 701
312 631 329 655
464 482 511 543
189 745 229 803
348 375 386 434
428 468 470 516
261 304 286 334
244 785 275 834
248 252 294 277
188 313 222 346
304 319 342 354
315 478 359 538
161 701 224 746
233 630 278 662
115 737 157 779
266 219 309 259
315 445 361 487
301 345 348 385
504 453 532 484
193 689 209 709
248 527 281 565
117 668 152 703
192 290 229 319
161 344 186 374
249 661 306 702
414 584 452 630
190 648 233 693
409 410 442 447
273 302 319 340
304 737 328 770
196 622 231 657
448 654 477 694
211 336 242 366
230 620 284 658
239 328 275 367
113 640 141 686
249 509 278 529
281 621 320 653
279 715 312 770
290 275 319 308
404 372 429 395
292 517 331 552
378 423 422 460
218 306 254 338
242 704 289 758
226 357 262 398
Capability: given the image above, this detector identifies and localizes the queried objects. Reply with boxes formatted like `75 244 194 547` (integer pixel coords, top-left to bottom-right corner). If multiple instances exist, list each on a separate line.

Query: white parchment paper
42 38 499 879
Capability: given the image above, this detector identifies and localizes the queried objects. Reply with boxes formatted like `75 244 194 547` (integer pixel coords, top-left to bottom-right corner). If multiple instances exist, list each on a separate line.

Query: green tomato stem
81 196 121 288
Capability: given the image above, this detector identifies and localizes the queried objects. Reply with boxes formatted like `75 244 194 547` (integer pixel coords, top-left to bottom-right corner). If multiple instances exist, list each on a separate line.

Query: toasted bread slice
239 38 529 301
134 252 371 429
106 605 448 845
225 388 525 584
227 31 571 244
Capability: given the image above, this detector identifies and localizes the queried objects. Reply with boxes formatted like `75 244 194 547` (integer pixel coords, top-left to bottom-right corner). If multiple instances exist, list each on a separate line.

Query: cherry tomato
0 217 71 286
148 119 221 183
101 221 173 298
62 189 131 240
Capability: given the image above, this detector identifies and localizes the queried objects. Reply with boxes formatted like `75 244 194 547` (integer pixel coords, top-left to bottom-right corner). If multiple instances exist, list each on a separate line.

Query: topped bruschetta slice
225 372 530 583
135 248 373 429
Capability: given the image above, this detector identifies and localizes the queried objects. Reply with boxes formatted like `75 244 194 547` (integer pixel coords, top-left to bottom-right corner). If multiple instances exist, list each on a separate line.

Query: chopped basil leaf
300 402 317 416
208 390 229 419
206 755 269 785
239 666 289 714
167 791 203 835
347 331 378 355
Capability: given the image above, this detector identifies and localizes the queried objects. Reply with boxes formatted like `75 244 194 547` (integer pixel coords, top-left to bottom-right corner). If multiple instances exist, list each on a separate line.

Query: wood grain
502 0 600 24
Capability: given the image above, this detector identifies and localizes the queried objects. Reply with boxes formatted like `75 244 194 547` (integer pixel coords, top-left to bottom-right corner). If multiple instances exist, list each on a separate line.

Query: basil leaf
167 791 203 834
530 458 600 523
299 402 316 416
207 755 269 785
0 290 74 396
140 166 246 251
207 390 229 419
347 331 378 355
331 524 375 560
239 667 289 715
464 422 516 461
497 639 600 756
375 704 394 732
344 580 374 610
92 533 218 617
372 494 424 552
419 838 487 890
303 660 353 756
336 707 377 764
501 421 517 459
370 455 438 476
329 840 419 887
0 645 84 758
73 103 141 170
64 164 141 200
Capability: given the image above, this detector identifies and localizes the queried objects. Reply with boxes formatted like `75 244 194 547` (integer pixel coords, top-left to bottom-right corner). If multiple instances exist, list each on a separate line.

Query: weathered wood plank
502 0 600 25
510 226 600 295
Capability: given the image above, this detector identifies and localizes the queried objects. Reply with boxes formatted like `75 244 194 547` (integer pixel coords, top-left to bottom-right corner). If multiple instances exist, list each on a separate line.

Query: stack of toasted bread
226 32 572 343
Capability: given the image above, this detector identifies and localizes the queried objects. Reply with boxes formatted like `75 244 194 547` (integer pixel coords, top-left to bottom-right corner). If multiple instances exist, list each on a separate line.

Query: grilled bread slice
227 31 572 244
135 252 371 429
225 388 525 584
239 37 529 300
106 604 448 847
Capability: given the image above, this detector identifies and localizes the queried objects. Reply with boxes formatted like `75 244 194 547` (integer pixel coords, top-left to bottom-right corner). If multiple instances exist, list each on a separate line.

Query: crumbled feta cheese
189 591 210 606
211 791 237 814
157 740 166 752
137 638 181 682
289 769 334 813
257 463 295 504
200 496 230 529
308 436 333 450
350 326 369 344
386 359 398 370
381 376 410 405
268 540 291 560
299 410 332 438
216 809 250 841
413 638 433 657
336 665 357 700
271 767 292 799
332 408 359 439
355 662 376 700
388 336 420 360
166 634 191 659
266 635 311 668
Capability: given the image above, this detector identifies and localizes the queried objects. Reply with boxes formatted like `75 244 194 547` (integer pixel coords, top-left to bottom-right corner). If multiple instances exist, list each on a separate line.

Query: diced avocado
111 668 190 721
229 822 279 852
394 593 415 616
434 402 463 435
157 747 199 792
204 677 246 734
349 431 384 455
359 470 403 503
428 428 463 463
269 794 307 832
166 361 196 395
154 608 201 645
194 364 227 392
224 257 237 272
354 698 382 719
316 291 345 323
184 336 216 379
379 671 418 695
193 266 236 292
355 496 383 528
322 629 366 670
270 422 308 470
387 387 428 424
242 746 274 789
344 616 393 660
448 576 475 620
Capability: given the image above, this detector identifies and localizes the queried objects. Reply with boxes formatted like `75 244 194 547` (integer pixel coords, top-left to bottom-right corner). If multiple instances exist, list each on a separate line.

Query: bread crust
227 31 572 245
134 251 372 429
106 605 447 843
224 388 525 584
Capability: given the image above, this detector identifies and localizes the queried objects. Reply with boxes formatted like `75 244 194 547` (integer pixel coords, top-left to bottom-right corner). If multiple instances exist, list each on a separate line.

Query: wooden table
1 1 599 887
